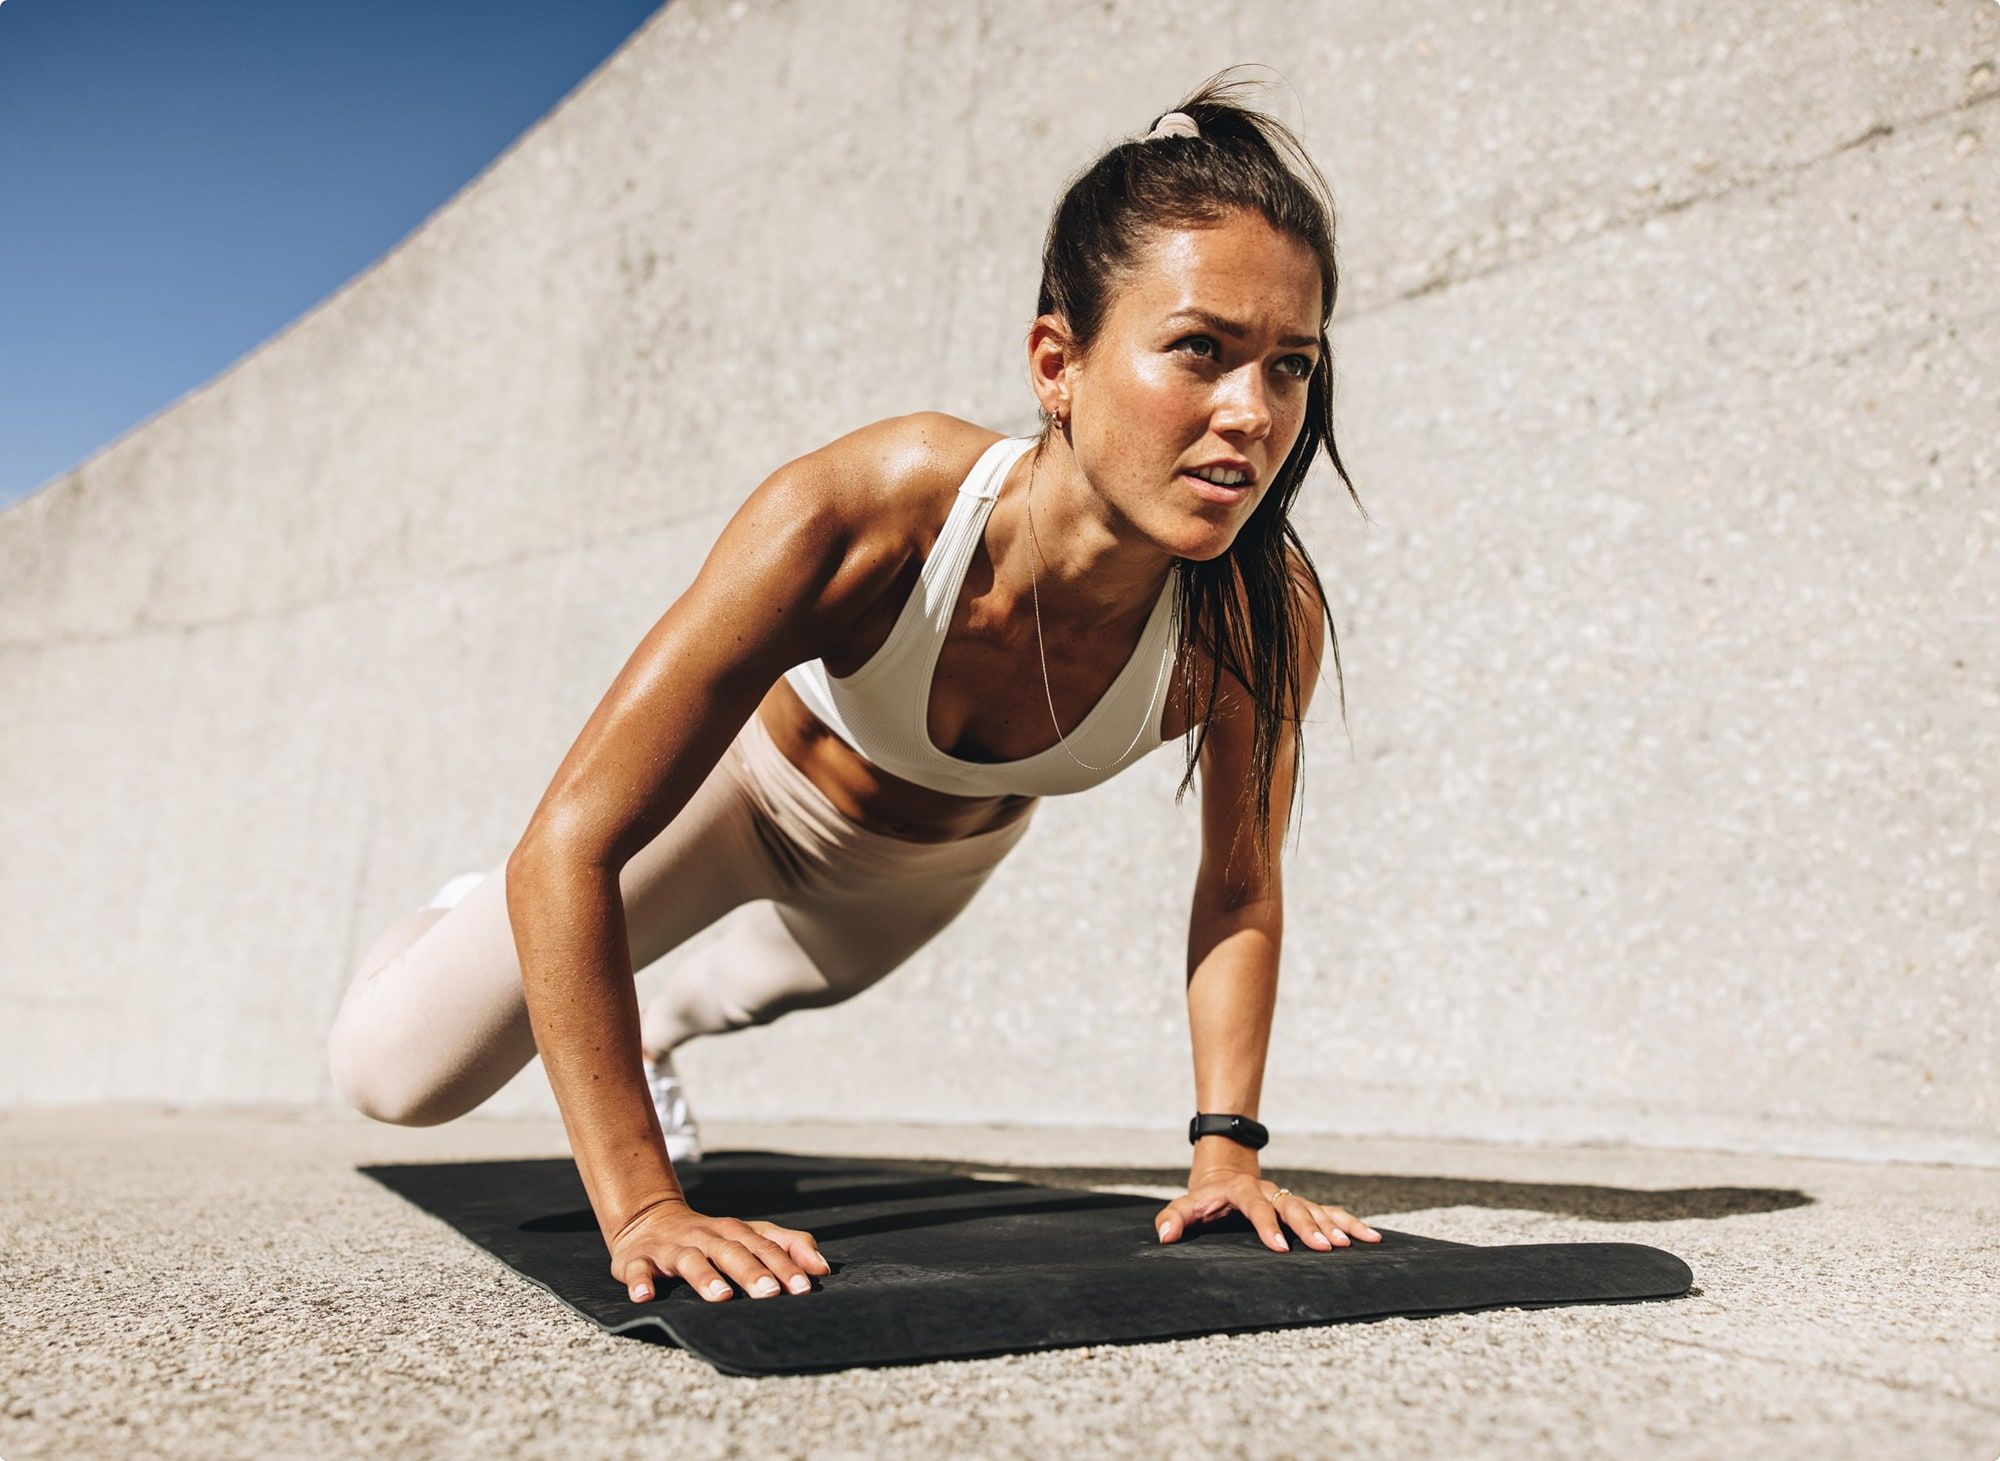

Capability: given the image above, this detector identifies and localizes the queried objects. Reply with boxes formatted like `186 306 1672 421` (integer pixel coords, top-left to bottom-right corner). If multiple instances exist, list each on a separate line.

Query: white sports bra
782 434 1180 798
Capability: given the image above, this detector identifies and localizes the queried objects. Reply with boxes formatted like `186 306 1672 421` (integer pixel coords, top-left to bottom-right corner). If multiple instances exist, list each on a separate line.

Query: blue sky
0 0 665 511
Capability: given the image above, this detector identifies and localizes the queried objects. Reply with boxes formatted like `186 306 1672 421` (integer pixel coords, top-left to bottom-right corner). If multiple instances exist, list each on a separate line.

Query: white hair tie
1143 111 1200 141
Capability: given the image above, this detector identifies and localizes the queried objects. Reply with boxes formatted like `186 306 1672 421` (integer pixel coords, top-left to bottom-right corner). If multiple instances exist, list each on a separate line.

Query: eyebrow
1163 309 1321 350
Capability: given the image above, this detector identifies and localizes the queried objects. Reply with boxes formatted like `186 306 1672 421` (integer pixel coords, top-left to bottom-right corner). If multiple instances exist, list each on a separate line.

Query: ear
1025 313 1075 418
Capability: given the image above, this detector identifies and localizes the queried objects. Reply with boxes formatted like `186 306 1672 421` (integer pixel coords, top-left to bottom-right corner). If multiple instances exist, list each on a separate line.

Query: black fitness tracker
1188 1112 1269 1150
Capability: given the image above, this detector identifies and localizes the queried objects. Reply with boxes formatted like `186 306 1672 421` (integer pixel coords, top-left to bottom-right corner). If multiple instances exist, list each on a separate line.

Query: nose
1213 366 1273 441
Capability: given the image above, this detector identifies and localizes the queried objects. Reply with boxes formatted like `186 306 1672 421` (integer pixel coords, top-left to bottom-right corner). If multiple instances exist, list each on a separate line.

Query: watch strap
1188 1112 1270 1150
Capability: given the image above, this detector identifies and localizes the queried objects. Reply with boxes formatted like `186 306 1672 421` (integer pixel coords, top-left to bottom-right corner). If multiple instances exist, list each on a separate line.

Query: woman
327 67 1380 1311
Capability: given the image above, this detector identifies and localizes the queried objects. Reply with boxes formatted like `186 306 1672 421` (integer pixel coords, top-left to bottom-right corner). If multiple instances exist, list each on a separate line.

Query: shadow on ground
832 1153 1813 1223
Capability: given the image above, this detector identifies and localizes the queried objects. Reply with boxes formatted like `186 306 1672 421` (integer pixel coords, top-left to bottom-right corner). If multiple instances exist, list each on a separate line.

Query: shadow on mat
524 1180 1148 1241
520 1150 1806 1235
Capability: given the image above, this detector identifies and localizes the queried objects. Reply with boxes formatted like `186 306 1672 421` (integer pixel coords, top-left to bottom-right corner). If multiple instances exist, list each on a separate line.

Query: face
1044 209 1324 558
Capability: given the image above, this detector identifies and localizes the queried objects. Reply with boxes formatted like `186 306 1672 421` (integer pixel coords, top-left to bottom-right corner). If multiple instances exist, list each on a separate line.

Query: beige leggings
326 710 1037 1125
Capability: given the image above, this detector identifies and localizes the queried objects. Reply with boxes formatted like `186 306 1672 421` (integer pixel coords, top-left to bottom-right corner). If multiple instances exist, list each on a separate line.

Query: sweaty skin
509 207 1352 1307
752 414 1202 844
772 210 1326 839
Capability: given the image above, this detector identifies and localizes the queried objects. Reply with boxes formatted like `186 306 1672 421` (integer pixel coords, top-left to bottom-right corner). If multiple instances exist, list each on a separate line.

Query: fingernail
1157 1225 1169 1241
708 1280 729 1297
788 1275 811 1293
1276 1236 1289 1251
753 1277 780 1296
633 1285 651 1300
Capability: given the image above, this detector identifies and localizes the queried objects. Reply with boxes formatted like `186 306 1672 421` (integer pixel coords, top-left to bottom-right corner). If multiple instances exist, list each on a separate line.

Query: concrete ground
1 1110 1995 1460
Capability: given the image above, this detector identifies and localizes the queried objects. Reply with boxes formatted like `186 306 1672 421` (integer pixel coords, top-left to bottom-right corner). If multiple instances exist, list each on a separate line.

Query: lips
1181 471 1255 504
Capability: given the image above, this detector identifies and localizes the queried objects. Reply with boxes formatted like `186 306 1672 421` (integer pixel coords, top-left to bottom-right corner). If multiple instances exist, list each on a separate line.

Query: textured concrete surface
1 1111 1996 1460
1 0 1996 1163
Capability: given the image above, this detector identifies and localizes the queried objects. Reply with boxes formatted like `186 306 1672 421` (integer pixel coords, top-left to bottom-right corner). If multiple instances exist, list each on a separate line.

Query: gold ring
1270 1187 1293 1200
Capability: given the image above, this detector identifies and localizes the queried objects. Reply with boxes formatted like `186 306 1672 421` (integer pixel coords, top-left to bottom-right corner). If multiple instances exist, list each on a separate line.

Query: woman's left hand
1153 1169 1382 1252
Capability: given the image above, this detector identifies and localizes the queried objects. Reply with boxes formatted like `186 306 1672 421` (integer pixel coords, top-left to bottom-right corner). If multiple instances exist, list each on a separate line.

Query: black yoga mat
360 1149 1693 1376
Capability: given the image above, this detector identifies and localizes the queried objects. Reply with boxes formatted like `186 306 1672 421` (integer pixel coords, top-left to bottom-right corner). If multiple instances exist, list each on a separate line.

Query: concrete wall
3 0 1994 1165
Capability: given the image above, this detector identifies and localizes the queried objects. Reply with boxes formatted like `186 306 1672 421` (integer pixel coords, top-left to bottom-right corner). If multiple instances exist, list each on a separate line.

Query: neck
995 435 1174 632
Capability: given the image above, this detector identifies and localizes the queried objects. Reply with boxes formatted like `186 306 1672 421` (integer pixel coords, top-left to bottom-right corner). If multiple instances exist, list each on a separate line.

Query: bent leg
325 857 525 1125
639 900 832 1056
642 842 1027 1056
327 728 782 1126
637 703 1039 1054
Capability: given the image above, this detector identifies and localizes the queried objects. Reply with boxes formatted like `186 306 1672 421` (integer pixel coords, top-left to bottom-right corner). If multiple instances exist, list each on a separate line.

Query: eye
1175 335 1316 381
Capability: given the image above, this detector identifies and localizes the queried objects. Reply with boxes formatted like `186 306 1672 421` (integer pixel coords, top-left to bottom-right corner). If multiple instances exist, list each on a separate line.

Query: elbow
503 827 597 927
508 804 615 881
1192 875 1282 918
1190 884 1285 941
504 820 596 888
504 835 560 902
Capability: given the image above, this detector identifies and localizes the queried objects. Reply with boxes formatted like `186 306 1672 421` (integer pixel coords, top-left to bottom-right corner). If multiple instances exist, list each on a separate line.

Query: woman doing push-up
327 66 1378 1311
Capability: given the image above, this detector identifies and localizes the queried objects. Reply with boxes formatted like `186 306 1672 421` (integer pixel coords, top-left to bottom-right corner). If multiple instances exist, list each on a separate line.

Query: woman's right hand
610 1196 830 1304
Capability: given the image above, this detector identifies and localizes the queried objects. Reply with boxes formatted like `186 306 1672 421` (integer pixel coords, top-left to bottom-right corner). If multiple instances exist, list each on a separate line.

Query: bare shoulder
783 410 1008 580
788 410 1005 531
724 412 1006 643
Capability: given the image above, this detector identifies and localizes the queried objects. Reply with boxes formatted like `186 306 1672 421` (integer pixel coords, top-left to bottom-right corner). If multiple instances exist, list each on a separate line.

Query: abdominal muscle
754 676 1040 844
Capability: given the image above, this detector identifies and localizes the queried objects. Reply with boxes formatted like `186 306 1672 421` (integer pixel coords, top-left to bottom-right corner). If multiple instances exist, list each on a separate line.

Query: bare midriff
754 676 1041 844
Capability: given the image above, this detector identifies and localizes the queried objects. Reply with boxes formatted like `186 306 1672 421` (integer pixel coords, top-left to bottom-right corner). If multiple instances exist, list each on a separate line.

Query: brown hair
1030 65 1370 879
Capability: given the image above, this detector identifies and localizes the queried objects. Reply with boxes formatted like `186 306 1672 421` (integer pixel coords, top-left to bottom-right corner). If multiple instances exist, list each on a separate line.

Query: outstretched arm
1183 773 1286 1193
506 455 855 1279
1154 556 1380 1253
505 414 945 1298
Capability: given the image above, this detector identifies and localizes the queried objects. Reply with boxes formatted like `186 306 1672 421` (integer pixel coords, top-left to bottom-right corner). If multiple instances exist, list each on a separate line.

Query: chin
1164 520 1245 562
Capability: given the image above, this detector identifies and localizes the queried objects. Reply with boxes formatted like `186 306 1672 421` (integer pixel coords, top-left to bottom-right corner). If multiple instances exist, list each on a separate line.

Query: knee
325 1016 458 1127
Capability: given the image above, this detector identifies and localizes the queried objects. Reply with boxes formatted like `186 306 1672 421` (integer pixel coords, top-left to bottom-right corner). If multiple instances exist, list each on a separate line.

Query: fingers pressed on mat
624 1257 660 1301
676 1249 734 1302
751 1220 830 1274
741 1231 812 1292
712 1237 789 1297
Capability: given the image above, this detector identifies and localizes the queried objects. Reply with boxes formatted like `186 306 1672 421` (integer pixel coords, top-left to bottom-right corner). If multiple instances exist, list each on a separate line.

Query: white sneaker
424 871 487 910
645 1051 702 1166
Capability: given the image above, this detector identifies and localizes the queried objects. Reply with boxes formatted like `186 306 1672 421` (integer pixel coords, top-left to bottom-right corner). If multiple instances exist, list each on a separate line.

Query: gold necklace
1023 447 1177 771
